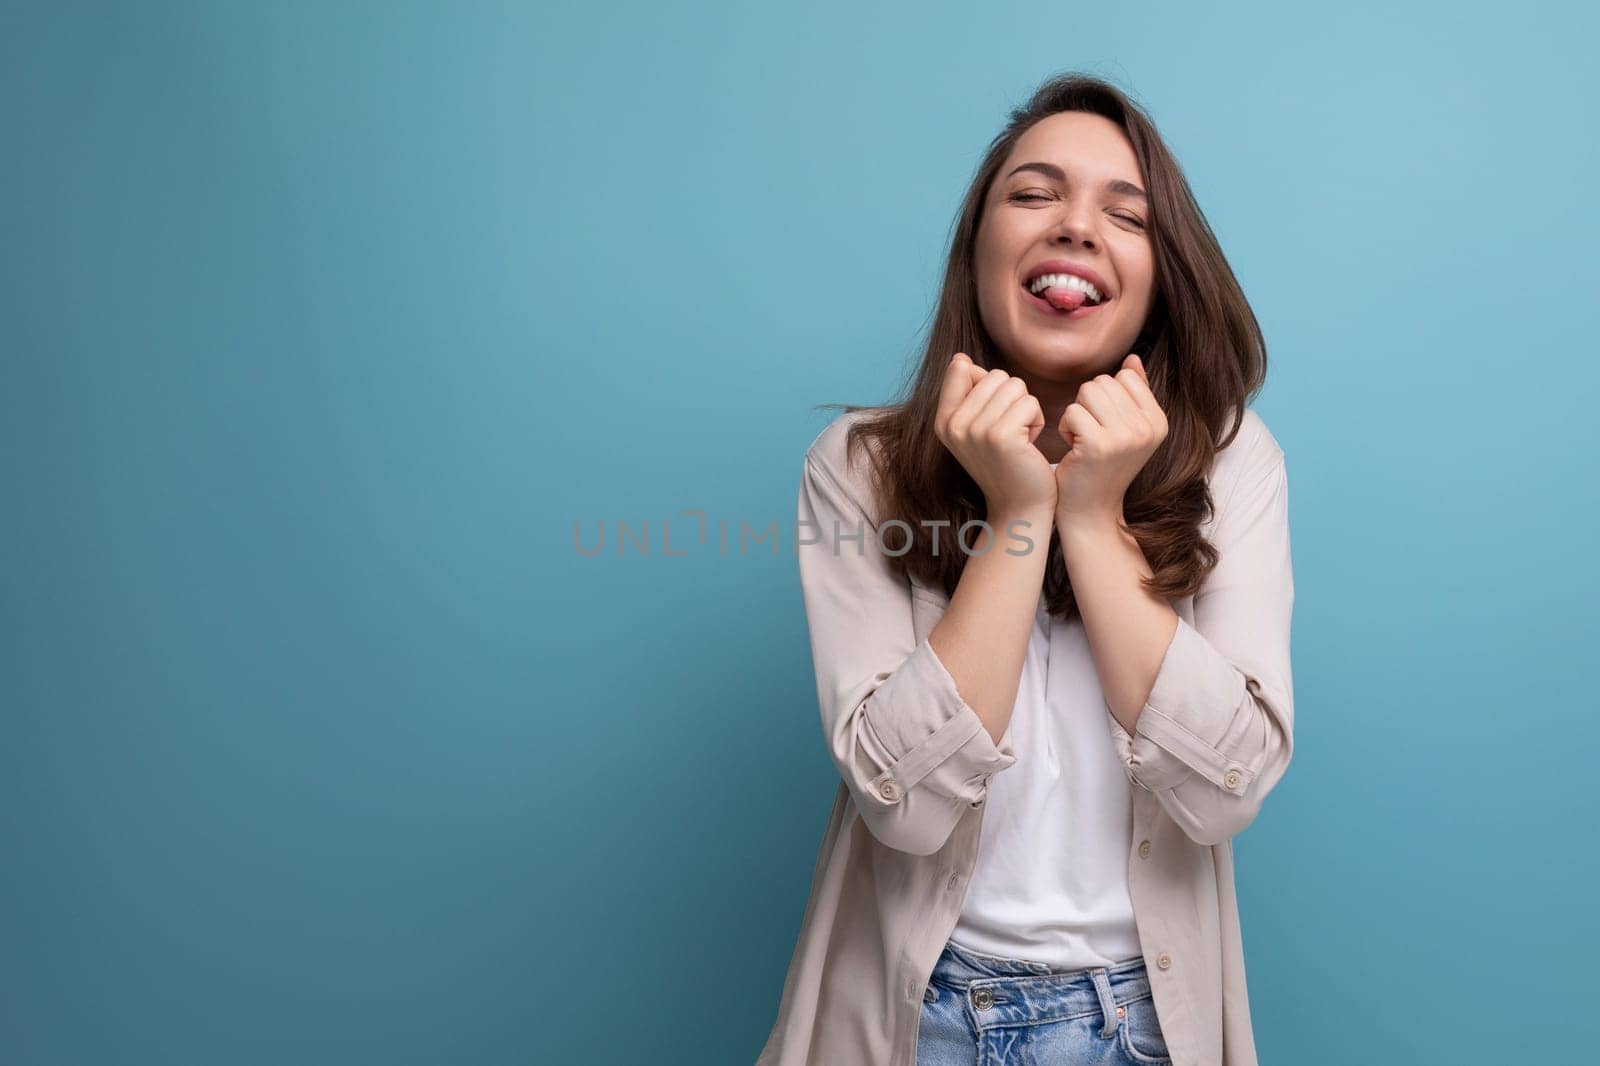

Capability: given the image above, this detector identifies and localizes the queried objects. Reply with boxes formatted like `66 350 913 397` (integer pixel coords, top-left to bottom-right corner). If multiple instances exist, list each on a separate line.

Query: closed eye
1012 194 1145 229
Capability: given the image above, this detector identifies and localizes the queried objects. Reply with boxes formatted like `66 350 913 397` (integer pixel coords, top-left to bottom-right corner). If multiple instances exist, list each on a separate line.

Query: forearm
1056 510 1178 737
928 505 1054 748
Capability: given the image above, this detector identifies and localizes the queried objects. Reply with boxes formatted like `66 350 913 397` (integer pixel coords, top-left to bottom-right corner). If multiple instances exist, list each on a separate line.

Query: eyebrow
1004 161 1147 201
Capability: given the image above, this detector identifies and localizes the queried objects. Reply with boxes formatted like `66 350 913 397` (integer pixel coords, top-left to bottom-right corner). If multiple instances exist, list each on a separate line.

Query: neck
1035 426 1071 464
1009 368 1092 464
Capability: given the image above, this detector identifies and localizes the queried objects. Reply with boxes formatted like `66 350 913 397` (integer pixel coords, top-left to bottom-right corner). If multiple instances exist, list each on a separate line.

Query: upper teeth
1029 273 1103 303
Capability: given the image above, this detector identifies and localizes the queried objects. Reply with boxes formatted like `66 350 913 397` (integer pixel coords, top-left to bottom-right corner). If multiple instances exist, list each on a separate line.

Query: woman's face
974 111 1156 385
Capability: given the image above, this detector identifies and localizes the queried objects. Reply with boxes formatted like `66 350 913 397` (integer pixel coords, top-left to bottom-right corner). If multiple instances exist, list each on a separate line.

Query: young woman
757 73 1294 1066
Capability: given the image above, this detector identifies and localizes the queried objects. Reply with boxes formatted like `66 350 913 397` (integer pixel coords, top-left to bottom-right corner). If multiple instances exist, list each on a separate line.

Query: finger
1070 378 1116 429
1114 361 1163 423
998 388 1049 441
1116 356 1155 402
970 376 1029 437
950 369 1014 435
955 351 989 382
963 359 990 392
936 353 979 431
1059 401 1101 446
1117 354 1168 435
1125 352 1148 385
943 353 993 406
1092 371 1145 431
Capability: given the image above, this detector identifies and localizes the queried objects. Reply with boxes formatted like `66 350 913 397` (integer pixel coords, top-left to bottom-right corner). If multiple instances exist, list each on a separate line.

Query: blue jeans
917 938 1173 1065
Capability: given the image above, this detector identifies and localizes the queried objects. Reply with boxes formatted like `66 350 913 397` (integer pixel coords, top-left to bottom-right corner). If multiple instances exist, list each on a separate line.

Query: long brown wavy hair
816 71 1268 622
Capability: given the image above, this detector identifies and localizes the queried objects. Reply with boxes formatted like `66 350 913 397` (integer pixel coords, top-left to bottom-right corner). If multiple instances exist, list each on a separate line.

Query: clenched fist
934 352 1054 519
1053 353 1168 527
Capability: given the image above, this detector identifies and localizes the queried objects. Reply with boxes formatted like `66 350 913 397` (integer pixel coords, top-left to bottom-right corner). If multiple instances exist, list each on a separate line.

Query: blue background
5 2 1596 1063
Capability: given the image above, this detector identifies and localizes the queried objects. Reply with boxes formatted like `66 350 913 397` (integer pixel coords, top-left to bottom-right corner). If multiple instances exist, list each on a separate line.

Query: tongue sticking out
1041 286 1088 312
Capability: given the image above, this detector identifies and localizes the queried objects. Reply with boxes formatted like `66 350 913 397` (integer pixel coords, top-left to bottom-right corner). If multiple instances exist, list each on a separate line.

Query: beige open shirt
757 406 1295 1066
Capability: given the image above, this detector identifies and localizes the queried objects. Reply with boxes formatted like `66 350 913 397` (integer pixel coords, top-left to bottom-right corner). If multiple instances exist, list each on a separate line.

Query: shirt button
1223 769 1242 789
879 779 901 801
1137 839 1152 859
972 988 995 1010
1157 953 1172 970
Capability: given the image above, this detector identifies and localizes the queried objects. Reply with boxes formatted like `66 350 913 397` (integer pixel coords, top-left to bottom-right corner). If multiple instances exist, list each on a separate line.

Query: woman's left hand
1053 353 1168 529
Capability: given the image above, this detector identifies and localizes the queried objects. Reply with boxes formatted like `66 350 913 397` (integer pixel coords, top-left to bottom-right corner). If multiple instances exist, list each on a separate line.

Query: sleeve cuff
862 637 1018 805
1106 616 1254 796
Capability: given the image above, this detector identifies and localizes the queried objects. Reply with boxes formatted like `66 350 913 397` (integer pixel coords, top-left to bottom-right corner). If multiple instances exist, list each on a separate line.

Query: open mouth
1022 279 1110 318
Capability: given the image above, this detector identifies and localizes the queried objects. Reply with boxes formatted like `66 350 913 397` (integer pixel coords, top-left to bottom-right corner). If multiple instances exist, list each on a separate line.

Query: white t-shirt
948 459 1143 970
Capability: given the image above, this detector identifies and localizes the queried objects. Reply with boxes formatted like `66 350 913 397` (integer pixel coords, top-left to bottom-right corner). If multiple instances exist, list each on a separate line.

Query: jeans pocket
1115 995 1172 1064
916 982 973 1066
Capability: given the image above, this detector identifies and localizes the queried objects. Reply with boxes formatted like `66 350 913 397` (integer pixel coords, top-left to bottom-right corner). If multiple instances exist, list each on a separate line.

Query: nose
1050 200 1098 250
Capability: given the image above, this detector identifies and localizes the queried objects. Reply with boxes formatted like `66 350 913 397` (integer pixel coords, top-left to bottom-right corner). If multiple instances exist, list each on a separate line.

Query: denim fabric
917 939 1172 1065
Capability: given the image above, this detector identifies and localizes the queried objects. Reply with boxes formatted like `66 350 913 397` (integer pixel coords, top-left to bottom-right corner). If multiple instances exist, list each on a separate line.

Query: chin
1003 341 1094 379
1017 329 1108 362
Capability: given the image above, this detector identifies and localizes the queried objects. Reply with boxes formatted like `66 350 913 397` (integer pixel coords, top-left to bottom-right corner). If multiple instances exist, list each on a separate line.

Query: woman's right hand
934 352 1055 518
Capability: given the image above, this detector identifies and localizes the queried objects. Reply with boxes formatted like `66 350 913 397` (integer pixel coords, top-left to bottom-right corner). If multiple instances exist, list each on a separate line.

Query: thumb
1125 352 1147 384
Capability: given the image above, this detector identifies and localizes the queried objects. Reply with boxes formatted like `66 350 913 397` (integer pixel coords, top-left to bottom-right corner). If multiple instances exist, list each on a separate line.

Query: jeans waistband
929 938 1152 1039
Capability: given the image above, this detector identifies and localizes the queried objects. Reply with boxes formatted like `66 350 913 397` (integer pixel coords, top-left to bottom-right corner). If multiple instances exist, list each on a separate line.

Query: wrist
987 505 1054 555
991 503 1055 533
1054 508 1127 548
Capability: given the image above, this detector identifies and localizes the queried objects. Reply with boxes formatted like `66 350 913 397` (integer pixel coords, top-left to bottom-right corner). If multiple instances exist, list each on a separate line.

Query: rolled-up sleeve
1106 437 1295 845
797 447 1018 857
